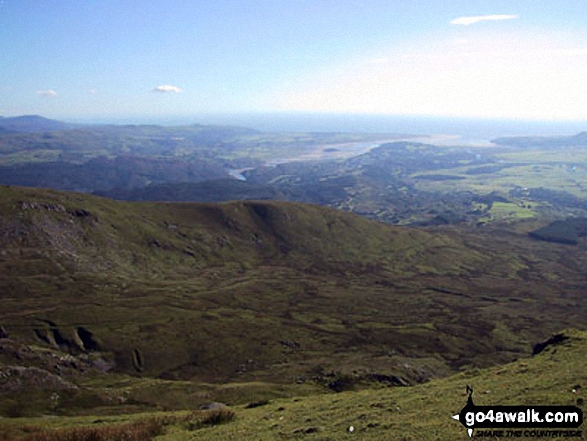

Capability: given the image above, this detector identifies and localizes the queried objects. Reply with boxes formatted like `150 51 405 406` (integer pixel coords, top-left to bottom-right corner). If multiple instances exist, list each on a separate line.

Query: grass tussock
200 408 236 426
185 408 236 431
12 417 165 441
2 409 237 441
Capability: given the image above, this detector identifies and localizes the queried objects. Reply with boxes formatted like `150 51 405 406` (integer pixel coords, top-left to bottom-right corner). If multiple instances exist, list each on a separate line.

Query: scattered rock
245 399 270 409
293 427 318 435
532 333 569 355
20 202 66 212
328 377 354 392
0 366 78 392
69 208 91 217
149 238 163 248
89 356 116 372
182 248 196 257
280 340 300 349
199 402 226 410
369 373 410 387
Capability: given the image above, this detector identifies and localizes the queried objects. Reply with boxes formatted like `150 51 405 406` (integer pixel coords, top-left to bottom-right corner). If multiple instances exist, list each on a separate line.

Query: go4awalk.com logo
452 386 583 438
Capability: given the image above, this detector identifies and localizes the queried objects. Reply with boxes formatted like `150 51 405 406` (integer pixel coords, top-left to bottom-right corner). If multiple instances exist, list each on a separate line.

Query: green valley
0 117 586 439
0 186 585 433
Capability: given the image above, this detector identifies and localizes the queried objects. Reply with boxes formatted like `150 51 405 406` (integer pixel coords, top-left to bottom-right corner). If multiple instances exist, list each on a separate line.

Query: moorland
0 115 585 440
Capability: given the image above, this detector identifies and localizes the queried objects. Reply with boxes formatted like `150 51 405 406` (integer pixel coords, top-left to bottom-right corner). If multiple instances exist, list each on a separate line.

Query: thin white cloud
450 14 518 26
271 32 587 121
88 88 97 95
36 89 58 98
561 48 587 56
369 57 390 64
152 84 183 93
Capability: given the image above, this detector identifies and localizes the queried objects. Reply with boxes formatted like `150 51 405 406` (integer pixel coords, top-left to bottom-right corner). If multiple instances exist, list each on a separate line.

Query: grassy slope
0 186 486 376
0 185 586 417
181 329 587 441
2 329 585 440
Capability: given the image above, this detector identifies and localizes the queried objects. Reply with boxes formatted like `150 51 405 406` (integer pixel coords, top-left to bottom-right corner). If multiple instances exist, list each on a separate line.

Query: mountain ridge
0 115 79 133
0 185 585 398
492 131 587 148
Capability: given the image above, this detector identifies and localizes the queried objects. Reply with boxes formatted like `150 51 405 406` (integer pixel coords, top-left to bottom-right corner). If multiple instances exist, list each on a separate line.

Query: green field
412 149 587 200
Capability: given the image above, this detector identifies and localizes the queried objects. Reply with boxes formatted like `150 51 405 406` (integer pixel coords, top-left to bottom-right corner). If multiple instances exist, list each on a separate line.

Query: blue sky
1 0 587 121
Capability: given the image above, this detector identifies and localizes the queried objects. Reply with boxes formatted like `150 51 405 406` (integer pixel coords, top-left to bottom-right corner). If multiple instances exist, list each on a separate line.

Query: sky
1 0 587 121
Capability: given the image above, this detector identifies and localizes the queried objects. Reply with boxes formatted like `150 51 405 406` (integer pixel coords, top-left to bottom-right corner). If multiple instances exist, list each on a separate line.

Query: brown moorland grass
0 185 586 419
0 409 237 441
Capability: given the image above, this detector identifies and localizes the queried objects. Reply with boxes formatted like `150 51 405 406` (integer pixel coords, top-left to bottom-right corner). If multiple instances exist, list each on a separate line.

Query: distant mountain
0 115 78 133
492 131 587 148
0 156 228 192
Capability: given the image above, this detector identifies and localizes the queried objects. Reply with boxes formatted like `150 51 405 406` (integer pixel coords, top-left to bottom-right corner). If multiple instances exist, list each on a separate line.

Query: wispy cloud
152 84 183 93
88 88 97 95
450 14 518 26
36 89 58 98
272 32 587 121
369 57 390 64
561 48 587 56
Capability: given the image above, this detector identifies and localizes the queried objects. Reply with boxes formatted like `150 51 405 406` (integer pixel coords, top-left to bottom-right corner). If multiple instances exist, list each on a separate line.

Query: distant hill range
0 156 228 193
492 131 587 148
0 117 266 192
0 115 79 133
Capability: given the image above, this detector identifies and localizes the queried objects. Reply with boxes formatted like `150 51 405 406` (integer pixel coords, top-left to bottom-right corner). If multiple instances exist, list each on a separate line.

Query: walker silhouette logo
452 386 583 438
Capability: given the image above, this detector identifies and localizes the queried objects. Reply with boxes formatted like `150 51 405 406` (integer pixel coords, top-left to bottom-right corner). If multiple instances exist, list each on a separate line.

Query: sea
73 112 587 145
